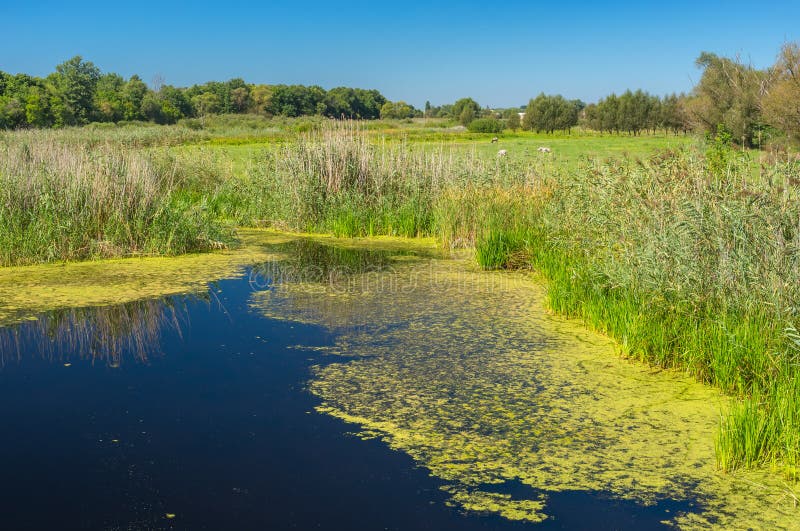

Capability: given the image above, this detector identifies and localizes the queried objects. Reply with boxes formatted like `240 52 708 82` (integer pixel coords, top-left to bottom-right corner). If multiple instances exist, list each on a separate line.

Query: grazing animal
537 146 552 153
491 137 499 143
497 149 507 157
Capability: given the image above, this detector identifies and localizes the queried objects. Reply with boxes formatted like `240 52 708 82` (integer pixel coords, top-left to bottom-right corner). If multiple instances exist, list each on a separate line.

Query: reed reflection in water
0 295 197 367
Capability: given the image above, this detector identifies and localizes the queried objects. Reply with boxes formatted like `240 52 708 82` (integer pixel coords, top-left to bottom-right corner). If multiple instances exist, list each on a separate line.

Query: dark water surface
0 242 692 530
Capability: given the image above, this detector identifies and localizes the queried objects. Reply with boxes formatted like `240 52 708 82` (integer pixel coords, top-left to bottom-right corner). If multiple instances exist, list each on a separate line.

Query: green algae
250 236 800 529
0 229 285 327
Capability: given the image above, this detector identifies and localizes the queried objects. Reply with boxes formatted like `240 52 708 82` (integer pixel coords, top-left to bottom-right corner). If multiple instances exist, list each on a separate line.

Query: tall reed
461 147 800 477
212 120 539 238
0 133 230 265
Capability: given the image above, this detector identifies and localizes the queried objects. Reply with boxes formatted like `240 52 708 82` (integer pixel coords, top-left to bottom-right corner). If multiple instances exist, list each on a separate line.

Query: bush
467 118 503 134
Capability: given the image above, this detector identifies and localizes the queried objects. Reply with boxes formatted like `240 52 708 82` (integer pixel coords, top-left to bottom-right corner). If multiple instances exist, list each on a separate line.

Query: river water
0 235 796 530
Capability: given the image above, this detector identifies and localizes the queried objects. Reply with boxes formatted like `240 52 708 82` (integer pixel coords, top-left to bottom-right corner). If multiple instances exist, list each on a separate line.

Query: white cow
537 146 552 153
497 149 507 157
491 137 499 143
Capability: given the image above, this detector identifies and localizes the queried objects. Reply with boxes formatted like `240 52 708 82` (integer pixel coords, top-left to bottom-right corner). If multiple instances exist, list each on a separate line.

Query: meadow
1 116 798 479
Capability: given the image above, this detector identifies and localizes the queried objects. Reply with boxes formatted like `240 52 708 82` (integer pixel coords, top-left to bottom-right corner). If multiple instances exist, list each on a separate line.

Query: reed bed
210 121 539 237
0 133 230 265
476 148 800 478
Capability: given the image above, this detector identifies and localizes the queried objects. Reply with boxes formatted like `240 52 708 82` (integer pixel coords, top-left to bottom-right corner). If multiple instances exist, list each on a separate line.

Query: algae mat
252 242 800 529
0 230 286 327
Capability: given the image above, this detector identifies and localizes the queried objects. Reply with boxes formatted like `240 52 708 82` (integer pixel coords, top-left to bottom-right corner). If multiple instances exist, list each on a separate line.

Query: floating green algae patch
251 237 800 528
0 229 288 326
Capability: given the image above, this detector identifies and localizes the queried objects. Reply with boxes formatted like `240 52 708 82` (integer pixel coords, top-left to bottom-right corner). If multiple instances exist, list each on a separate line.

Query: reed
0 132 231 265
499 147 800 477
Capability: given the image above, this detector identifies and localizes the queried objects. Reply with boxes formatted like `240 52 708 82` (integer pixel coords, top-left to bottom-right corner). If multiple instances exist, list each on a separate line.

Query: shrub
467 118 503 134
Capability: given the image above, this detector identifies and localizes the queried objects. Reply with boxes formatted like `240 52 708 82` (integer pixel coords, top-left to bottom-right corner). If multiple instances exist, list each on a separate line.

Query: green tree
506 111 520 131
49 56 101 125
192 92 222 116
93 73 125 122
121 75 148 121
380 101 417 119
523 93 577 133
231 86 252 113
251 85 274 115
467 117 503 133
458 106 475 126
452 97 480 125
762 42 800 142
159 85 192 123
140 93 163 123
687 52 764 146
25 86 52 127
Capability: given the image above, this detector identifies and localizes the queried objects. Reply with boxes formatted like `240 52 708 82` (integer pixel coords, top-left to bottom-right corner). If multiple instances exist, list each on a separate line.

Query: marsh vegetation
2 117 800 479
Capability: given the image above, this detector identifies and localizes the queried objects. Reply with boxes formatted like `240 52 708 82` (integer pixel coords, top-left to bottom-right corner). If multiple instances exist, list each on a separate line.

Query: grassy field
2 116 798 480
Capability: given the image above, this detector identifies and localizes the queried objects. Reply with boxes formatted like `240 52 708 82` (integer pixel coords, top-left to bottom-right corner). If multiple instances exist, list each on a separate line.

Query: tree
458 106 475 126
121 75 148 121
231 86 252 113
49 56 101 125
467 117 503 133
380 101 417 119
25 86 52 127
192 92 222 116
599 93 619 133
523 93 578 133
762 42 800 142
140 93 163 123
452 97 480 125
93 73 125 122
506 111 520 131
686 52 765 146
251 85 274 116
159 85 192 122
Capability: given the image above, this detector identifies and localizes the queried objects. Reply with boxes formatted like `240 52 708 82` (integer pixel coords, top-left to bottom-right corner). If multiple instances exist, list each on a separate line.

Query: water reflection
249 238 403 292
0 295 194 367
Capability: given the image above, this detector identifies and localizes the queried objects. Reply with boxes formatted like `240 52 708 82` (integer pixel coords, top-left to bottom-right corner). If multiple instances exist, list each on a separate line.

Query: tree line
2 42 799 145
0 56 420 128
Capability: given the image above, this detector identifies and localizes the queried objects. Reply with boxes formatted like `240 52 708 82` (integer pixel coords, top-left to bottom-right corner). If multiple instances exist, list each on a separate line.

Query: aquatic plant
0 132 232 264
249 238 800 527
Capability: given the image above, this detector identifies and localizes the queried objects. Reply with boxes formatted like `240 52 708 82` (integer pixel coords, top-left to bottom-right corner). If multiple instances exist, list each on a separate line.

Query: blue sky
1 1 798 108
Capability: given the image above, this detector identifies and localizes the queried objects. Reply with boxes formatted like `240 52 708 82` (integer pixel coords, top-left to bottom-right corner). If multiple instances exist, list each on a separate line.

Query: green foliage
705 124 735 178
49 56 101 125
467 117 503 133
585 90 675 134
380 101 418 119
687 52 765 146
0 59 397 129
452 97 480 125
522 93 579 133
762 43 800 143
475 229 529 269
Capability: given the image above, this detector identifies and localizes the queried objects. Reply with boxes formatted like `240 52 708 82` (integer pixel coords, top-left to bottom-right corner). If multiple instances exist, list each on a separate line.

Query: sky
1 1 799 108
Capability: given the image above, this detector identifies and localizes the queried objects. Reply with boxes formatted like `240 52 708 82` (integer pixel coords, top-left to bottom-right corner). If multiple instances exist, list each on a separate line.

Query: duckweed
252 236 800 528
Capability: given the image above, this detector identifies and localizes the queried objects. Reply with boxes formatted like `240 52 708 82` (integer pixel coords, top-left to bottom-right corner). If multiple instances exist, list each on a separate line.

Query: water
0 240 726 529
